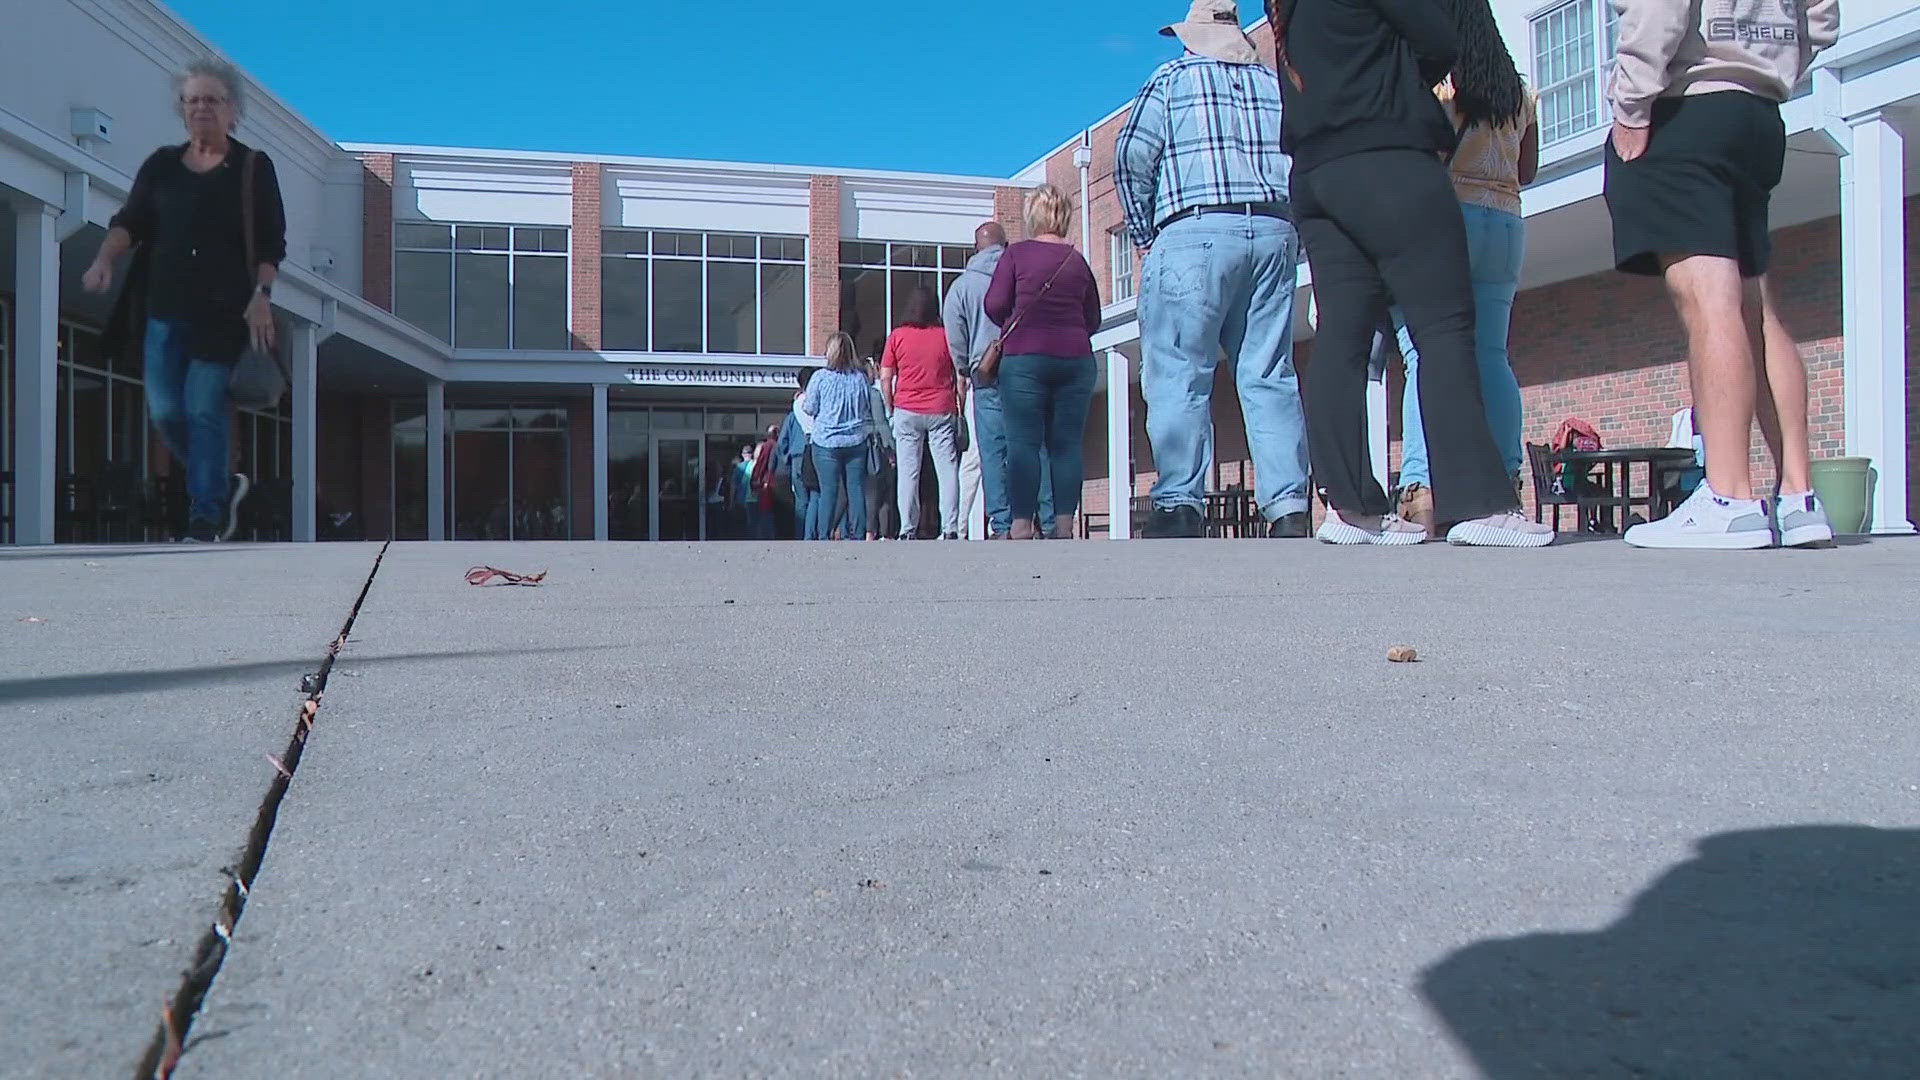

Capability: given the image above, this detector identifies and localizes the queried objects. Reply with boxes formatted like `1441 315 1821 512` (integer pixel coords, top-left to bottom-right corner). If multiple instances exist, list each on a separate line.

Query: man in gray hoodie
1606 0 1840 550
943 221 1052 538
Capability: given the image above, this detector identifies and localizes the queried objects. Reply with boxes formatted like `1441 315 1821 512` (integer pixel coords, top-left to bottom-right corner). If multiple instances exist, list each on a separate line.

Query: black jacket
101 138 286 367
1276 0 1459 174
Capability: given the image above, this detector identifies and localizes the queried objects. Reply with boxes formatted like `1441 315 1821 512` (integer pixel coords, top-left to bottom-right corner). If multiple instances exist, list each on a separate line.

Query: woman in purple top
984 184 1104 541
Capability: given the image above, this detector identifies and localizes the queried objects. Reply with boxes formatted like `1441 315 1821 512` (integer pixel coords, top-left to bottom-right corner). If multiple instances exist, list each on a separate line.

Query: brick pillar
360 153 394 311
571 163 602 351
994 186 1027 243
808 176 842 355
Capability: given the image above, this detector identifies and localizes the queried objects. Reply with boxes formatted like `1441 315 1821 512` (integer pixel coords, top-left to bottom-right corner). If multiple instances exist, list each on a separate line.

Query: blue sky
168 0 1247 177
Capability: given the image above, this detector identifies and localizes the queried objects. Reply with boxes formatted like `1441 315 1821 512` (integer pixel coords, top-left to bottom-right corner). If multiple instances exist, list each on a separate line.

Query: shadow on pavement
0 644 625 705
1422 825 1920 1078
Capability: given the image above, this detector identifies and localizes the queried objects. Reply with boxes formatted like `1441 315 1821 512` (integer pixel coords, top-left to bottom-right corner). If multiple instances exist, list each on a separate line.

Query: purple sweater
983 241 1102 359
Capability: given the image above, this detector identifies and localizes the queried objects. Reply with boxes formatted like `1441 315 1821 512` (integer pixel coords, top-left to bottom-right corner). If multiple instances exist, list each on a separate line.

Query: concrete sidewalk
9 538 1920 1077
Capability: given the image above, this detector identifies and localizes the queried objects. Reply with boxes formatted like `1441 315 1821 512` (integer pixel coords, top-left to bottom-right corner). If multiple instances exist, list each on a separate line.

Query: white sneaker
1446 512 1555 548
1623 484 1771 550
1775 491 1834 548
1316 511 1427 546
220 473 252 543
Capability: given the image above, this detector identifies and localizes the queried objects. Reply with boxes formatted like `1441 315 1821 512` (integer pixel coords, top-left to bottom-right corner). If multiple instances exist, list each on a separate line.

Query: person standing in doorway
1390 0 1538 537
1606 0 1840 548
1269 0 1551 546
800 334 872 540
983 185 1104 541
944 222 1056 538
85 58 284 542
1116 0 1313 540
775 367 818 539
881 287 962 539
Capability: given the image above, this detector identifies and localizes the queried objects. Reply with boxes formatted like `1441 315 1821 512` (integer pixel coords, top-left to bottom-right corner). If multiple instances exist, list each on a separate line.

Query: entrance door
652 435 702 541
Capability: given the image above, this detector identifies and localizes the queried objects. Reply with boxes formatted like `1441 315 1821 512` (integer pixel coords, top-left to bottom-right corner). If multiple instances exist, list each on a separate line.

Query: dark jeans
997 354 1097 524
809 443 867 540
1292 149 1517 523
973 382 1053 534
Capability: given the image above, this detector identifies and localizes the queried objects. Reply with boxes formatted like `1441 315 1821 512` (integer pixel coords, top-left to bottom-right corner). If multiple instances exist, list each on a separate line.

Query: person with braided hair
1387 0 1538 537
1267 0 1551 547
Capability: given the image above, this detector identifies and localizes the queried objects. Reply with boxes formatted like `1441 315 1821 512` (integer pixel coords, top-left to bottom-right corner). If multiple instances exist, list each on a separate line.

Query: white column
288 321 318 542
1840 112 1912 534
425 380 446 541
12 202 58 545
591 383 609 541
1105 348 1133 539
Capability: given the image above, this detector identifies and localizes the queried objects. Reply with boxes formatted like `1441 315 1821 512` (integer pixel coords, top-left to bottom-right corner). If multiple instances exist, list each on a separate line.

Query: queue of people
91 0 1839 553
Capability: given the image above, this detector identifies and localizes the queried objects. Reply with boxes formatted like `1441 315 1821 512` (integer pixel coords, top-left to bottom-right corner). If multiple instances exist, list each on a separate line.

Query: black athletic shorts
1603 91 1786 278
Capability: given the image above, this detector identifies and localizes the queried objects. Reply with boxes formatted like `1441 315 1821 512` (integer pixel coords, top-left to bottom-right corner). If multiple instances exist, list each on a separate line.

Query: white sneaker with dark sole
1623 484 1771 550
1446 512 1555 548
1316 511 1427 546
220 473 252 543
1776 492 1835 548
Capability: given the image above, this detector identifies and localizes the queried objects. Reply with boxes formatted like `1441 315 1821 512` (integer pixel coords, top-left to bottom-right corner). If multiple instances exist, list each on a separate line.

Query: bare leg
1751 275 1812 495
1662 255 1759 500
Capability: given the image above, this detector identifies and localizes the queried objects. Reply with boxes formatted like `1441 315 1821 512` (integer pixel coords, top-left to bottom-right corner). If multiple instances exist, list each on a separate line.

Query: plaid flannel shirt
1114 55 1290 251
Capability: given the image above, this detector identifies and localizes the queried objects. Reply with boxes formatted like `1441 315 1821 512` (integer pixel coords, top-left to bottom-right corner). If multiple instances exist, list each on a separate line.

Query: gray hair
172 58 246 128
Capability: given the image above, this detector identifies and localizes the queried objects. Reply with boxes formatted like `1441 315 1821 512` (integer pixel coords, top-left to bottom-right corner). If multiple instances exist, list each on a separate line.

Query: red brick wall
571 164 603 351
808 177 841 355
359 153 394 311
993 186 1027 243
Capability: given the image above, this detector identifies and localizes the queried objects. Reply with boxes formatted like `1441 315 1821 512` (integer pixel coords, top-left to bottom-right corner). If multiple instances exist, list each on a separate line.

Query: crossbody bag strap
1444 114 1472 166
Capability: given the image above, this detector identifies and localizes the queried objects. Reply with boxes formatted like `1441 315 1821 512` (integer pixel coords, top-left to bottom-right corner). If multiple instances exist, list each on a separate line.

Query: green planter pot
1809 456 1871 534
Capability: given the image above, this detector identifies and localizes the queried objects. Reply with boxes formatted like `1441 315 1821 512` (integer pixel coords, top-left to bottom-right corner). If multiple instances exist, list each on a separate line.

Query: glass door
608 411 651 541
652 435 702 541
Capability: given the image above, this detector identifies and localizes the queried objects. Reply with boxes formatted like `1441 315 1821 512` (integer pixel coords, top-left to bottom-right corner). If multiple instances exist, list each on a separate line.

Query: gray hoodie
941 245 1004 379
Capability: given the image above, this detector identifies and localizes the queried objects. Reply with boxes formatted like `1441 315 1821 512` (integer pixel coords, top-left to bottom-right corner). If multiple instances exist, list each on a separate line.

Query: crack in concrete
134 541 390 1080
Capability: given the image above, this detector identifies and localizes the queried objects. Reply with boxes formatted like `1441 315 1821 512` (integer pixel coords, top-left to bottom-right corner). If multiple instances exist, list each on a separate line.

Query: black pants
1292 149 1517 524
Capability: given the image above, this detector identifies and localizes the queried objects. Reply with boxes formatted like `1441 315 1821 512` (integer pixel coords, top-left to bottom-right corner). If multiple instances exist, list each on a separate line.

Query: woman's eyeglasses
180 95 230 108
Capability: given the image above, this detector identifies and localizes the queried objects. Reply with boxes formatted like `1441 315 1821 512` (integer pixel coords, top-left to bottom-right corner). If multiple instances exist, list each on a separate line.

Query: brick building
2 0 1915 543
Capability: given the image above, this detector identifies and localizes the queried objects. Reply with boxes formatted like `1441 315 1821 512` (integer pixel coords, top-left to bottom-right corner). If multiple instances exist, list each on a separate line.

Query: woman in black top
1268 0 1549 548
84 58 287 542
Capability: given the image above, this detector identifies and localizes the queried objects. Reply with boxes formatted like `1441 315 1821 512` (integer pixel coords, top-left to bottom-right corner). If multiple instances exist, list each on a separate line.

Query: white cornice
347 142 1017 189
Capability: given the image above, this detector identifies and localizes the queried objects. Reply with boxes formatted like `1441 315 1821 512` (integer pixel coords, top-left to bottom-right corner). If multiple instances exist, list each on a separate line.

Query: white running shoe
220 473 252 543
1624 484 1771 550
1775 491 1835 548
1316 511 1427 546
1446 512 1555 548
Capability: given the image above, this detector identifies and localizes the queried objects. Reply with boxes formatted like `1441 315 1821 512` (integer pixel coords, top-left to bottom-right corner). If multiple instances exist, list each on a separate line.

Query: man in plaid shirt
1116 0 1310 539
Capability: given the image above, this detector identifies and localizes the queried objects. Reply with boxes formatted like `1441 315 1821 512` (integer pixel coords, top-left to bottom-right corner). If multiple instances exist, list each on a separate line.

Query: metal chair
1526 442 1612 532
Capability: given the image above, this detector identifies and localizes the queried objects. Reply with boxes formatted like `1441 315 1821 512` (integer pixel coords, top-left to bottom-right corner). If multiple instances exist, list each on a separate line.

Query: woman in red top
880 287 962 539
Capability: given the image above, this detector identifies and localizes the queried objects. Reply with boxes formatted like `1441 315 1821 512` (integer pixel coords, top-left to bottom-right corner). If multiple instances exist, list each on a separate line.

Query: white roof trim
344 143 1013 190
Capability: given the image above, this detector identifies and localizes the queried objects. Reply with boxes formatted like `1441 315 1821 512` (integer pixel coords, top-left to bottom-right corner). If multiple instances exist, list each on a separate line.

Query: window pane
890 269 937 328
392 400 427 541
707 261 757 354
604 230 646 256
602 256 649 350
711 234 756 259
512 255 569 350
394 251 453 342
514 406 567 430
454 407 512 431
452 430 510 539
942 246 972 271
654 232 703 257
839 266 886 359
70 366 108 480
892 243 938 268
764 236 806 262
455 252 511 347
513 431 570 539
840 241 885 266
543 228 569 253
653 260 703 352
456 225 485 250
396 222 451 249
111 382 144 469
941 272 961 303
513 228 542 252
761 263 806 356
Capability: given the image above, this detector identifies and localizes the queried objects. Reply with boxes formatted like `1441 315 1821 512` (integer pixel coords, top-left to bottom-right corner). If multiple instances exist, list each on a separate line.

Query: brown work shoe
1396 483 1435 539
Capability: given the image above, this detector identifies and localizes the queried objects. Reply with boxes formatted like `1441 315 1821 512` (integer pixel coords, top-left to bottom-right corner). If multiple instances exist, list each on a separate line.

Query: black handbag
228 148 290 410
800 443 820 492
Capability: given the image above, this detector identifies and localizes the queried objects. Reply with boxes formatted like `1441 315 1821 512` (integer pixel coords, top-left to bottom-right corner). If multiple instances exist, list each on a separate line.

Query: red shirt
881 325 956 415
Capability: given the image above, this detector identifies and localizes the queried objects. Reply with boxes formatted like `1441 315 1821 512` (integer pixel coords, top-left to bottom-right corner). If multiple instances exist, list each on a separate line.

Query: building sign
623 366 800 388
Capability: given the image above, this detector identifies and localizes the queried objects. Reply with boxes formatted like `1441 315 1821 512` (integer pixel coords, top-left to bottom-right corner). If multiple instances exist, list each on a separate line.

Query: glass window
1533 0 1602 144
394 251 453 342
605 230 647 256
396 222 451 249
839 266 886 358
890 270 938 326
392 400 428 541
707 261 757 354
69 367 108 480
602 255 649 350
840 241 886 266
512 255 568 350
761 263 806 356
111 382 145 470
1109 228 1135 302
941 246 972 271
654 232 704 257
455 252 511 348
764 237 806 262
653 260 703 352
892 244 938 268
710 234 757 259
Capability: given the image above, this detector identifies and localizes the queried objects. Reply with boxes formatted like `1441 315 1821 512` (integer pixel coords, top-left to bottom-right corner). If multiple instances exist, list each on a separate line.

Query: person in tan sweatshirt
1603 0 1841 550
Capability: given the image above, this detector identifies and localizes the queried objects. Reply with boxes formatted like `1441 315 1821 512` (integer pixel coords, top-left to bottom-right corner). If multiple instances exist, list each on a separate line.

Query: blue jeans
1138 213 1310 519
970 382 1053 535
790 473 814 539
1393 203 1526 488
997 355 1097 523
144 318 231 522
809 444 866 540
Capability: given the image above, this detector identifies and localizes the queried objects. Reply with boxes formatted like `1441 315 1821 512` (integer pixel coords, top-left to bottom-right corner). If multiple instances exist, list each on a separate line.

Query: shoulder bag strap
1001 247 1075 339
1445 114 1472 166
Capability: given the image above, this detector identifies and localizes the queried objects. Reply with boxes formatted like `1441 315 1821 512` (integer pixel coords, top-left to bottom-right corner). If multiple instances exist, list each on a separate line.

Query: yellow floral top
1438 78 1537 218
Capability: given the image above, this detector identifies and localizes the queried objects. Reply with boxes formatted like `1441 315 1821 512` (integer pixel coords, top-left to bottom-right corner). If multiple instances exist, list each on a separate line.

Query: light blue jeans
144 318 232 522
1139 212 1310 519
1393 203 1526 488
